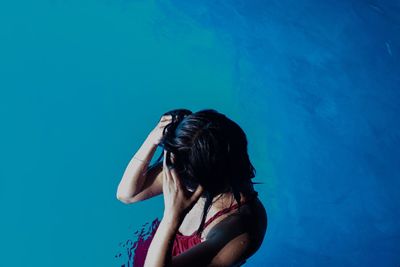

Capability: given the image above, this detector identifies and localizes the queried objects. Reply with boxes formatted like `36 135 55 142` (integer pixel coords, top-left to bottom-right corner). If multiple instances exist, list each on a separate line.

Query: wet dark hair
146 108 263 235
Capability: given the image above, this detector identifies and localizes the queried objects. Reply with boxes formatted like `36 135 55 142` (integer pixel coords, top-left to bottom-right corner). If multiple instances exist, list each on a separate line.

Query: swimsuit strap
200 191 258 232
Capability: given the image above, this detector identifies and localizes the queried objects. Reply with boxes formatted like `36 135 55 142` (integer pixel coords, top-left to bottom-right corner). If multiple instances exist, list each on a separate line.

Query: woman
116 109 267 267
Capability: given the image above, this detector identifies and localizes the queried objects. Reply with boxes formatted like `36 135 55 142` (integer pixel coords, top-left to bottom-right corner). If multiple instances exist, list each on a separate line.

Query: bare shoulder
206 198 268 257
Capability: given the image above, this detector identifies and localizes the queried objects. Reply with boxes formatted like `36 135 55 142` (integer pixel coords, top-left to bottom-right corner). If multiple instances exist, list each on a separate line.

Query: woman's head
160 108 256 196
147 108 260 234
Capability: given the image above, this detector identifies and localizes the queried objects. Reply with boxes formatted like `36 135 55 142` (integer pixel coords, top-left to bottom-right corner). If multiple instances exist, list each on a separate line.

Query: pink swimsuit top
130 191 258 267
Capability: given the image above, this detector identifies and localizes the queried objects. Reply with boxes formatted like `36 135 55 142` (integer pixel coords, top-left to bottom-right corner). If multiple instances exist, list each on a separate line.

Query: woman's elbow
116 193 134 204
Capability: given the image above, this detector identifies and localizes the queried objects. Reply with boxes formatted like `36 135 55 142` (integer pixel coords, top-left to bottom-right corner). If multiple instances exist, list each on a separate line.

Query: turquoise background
1 0 399 266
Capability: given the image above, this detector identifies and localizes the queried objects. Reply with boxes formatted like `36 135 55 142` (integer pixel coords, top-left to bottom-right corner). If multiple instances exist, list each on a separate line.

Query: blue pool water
0 0 399 266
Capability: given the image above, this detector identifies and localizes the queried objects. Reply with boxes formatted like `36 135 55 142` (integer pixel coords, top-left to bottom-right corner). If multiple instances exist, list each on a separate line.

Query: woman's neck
197 191 247 210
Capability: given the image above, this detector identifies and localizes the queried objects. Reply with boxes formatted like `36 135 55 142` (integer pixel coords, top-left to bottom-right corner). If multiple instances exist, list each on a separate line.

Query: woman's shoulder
206 194 267 248
237 195 267 241
200 197 267 264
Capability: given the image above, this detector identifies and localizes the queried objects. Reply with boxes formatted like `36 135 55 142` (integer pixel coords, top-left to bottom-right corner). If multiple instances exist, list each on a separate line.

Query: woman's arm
144 150 204 267
143 213 182 267
116 115 172 203
116 134 158 203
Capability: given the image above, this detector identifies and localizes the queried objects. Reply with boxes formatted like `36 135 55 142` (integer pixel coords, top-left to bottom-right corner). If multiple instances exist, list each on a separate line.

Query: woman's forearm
144 214 181 267
116 134 158 200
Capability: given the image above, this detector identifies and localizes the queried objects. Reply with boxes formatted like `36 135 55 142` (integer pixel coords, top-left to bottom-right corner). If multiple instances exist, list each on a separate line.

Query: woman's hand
162 150 204 222
147 115 173 146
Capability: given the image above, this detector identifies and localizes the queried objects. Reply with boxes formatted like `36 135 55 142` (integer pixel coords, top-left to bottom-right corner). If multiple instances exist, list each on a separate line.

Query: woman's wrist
133 135 158 163
145 129 161 147
133 156 150 164
162 213 183 230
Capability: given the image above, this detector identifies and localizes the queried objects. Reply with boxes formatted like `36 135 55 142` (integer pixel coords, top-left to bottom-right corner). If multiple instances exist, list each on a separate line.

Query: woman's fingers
163 150 167 169
163 150 176 190
170 168 182 191
163 150 200 202
162 151 170 188
162 152 168 191
160 115 173 122
160 117 172 124
190 184 204 203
